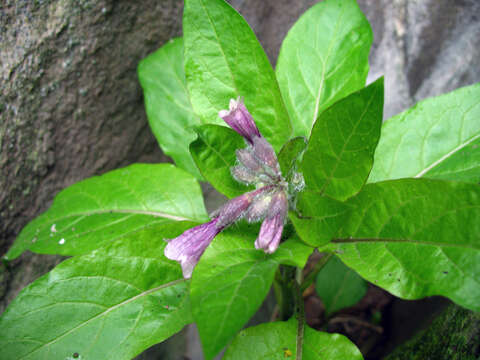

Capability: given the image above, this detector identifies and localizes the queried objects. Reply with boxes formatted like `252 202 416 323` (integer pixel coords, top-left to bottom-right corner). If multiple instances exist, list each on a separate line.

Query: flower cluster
165 98 289 278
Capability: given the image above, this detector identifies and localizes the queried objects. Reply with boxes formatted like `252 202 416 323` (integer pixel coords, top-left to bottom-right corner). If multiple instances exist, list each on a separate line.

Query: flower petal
164 218 222 278
219 98 261 143
254 190 288 254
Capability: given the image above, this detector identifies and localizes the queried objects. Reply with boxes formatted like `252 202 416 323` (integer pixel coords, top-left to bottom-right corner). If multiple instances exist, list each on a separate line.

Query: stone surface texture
1 0 479 359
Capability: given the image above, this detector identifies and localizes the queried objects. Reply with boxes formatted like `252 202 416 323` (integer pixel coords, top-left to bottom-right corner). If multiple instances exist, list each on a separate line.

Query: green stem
273 266 296 321
300 253 333 292
295 267 305 360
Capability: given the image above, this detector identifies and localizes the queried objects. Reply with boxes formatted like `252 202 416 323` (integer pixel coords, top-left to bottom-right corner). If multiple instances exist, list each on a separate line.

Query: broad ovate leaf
369 82 480 183
290 191 351 247
301 78 384 201
0 224 193 360
324 179 480 312
6 164 208 259
224 319 363 359
183 0 292 151
276 0 373 137
190 225 278 360
138 38 202 178
315 255 368 316
190 124 252 198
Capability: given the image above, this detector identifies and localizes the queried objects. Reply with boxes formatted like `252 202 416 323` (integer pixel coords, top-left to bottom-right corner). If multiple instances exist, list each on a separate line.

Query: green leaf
0 223 193 360
224 319 363 359
276 0 373 137
323 179 480 312
190 124 252 198
301 78 384 201
6 164 208 260
315 255 367 316
138 38 202 178
190 225 279 359
290 191 351 247
278 136 307 180
369 82 480 183
272 237 314 268
183 0 292 151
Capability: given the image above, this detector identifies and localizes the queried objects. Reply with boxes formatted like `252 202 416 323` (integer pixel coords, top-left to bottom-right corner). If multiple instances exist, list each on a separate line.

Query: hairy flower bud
231 165 258 185
236 148 263 173
245 192 273 223
252 136 280 175
216 187 270 228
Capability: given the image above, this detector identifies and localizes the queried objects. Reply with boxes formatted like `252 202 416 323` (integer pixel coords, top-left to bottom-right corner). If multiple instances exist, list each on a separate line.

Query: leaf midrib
17 279 185 360
312 5 346 126
415 132 480 178
38 208 198 227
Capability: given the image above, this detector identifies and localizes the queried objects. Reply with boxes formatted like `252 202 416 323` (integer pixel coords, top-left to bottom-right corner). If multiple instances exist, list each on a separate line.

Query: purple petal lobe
164 218 222 278
255 190 288 254
218 98 261 143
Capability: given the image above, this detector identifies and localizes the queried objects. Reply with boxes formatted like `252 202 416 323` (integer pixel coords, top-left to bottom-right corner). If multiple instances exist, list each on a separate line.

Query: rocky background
1 0 479 359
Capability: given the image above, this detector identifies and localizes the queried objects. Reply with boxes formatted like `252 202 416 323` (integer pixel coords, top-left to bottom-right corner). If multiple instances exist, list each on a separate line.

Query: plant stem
300 252 333 293
273 266 296 321
295 267 305 360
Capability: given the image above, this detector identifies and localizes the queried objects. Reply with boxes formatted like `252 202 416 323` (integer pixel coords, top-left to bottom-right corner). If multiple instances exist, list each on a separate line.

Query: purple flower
255 190 288 254
164 218 223 278
216 186 271 228
165 98 300 278
218 97 261 144
165 187 271 278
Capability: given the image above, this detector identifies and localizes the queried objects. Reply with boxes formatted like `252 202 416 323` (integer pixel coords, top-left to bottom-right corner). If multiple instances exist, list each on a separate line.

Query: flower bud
252 136 280 175
236 148 262 173
231 165 258 185
216 187 269 228
245 192 273 223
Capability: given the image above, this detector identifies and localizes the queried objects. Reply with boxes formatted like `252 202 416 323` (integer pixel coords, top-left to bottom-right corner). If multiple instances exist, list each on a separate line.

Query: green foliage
4 0 480 358
138 38 202 178
301 77 384 201
277 136 307 181
323 179 480 312
5 164 207 260
315 255 368 316
289 191 350 247
183 0 292 151
369 82 480 183
276 0 372 137
190 225 312 359
0 224 193 360
224 319 364 359
190 124 252 198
